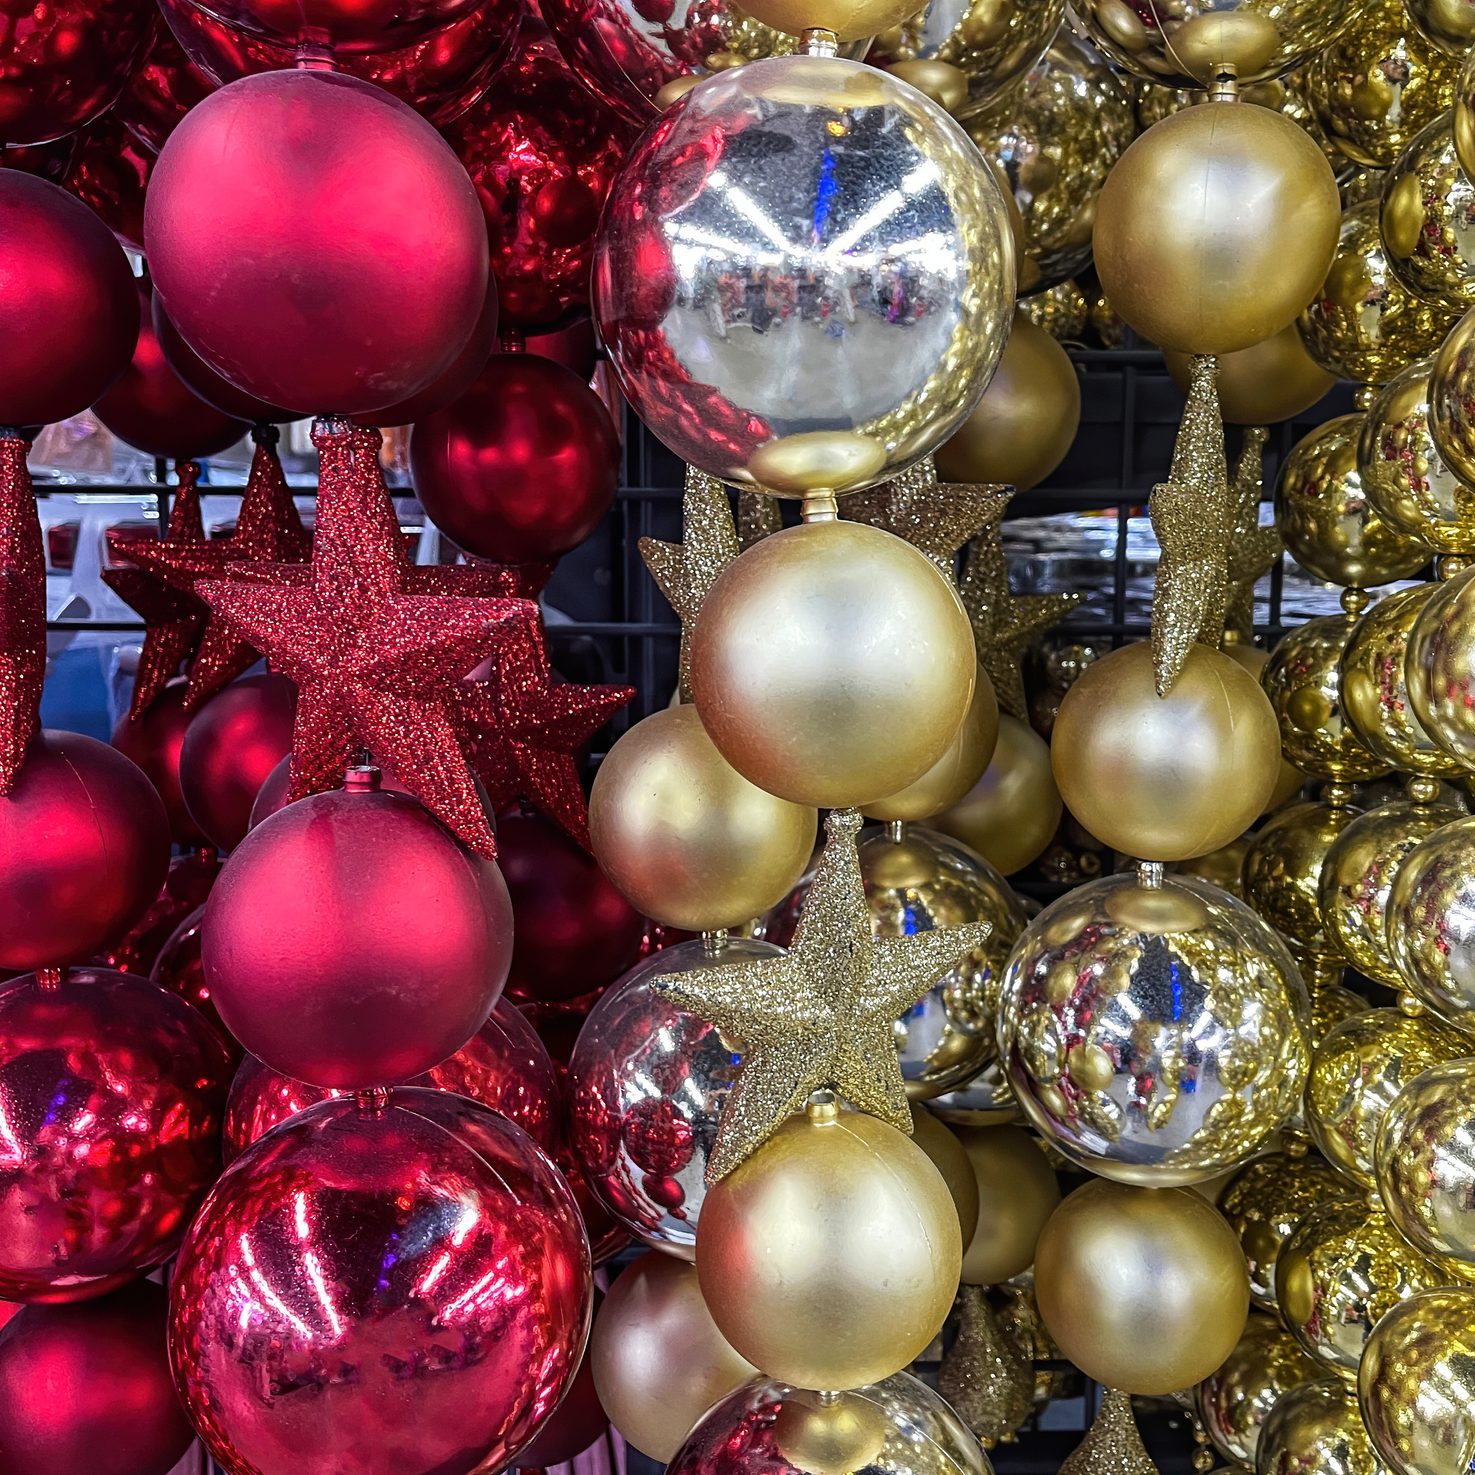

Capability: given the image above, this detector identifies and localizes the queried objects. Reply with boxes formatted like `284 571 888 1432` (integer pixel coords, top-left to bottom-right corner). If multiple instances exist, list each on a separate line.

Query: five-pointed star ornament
1149 353 1232 695
653 807 993 1181
197 418 534 857
102 461 211 719
1224 426 1281 642
113 427 312 710
842 456 1009 575
0 431 43 792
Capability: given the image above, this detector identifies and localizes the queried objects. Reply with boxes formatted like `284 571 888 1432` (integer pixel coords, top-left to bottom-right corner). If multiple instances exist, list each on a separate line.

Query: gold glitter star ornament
653 807 993 1180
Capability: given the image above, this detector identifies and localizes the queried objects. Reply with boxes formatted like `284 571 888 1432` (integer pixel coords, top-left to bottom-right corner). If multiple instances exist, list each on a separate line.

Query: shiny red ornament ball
178 672 296 851
496 810 644 1003
149 902 240 1058
152 293 299 425
115 27 214 155
0 135 80 186
0 1281 195 1475
171 0 485 55
0 966 232 1302
203 777 514 1088
98 847 220 979
0 173 137 428
410 354 619 563
64 120 152 253
109 675 202 843
516 1293 608 1466
222 996 561 1161
145 69 488 417
0 732 170 975
0 0 156 148
170 1088 593 1475
524 318 599 382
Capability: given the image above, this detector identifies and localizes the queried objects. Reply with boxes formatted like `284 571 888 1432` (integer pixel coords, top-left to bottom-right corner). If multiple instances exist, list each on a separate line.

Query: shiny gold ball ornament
694 1096 963 1391
1380 115 1475 312
1051 642 1282 863
1458 49 1475 180
1068 0 1366 88
591 1251 759 1462
688 520 977 811
1405 0 1475 54
1196 1314 1324 1467
1259 1378 1393 1475
1340 587 1463 778
1164 324 1336 426
1022 280 1088 341
589 704 818 932
1359 356 1474 555
965 31 1137 294
1222 640 1311 813
1275 415 1432 589
1033 1178 1250 1396
1298 202 1459 383
1262 614 1395 783
934 713 1062 877
1305 1005 1472 1185
954 1124 1061 1286
996 869 1310 1185
1360 1287 1475 1475
1385 814 1475 1026
1405 565 1475 766
1276 1195 1447 1375
864 667 999 824
1376 1059 1475 1265
1428 305 1475 509
933 314 1082 494
1218 1147 1355 1311
910 1105 980 1245
1242 798 1361 959
1093 99 1340 355
1302 0 1460 168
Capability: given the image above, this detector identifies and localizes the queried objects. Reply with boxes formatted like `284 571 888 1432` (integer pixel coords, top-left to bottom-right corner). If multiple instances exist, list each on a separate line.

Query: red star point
0 431 43 793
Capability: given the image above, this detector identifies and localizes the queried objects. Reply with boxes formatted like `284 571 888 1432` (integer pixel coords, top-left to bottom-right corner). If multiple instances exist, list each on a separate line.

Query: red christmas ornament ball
64 120 151 254
99 847 220 979
525 318 599 382
145 69 489 417
496 810 645 1003
115 27 214 155
169 0 485 55
202 777 514 1088
0 135 80 186
0 173 137 428
516 1292 609 1465
178 672 296 851
0 732 170 975
109 675 202 843
0 965 232 1302
410 354 619 563
222 996 562 1161
153 293 300 425
170 1088 593 1475
0 1281 195 1475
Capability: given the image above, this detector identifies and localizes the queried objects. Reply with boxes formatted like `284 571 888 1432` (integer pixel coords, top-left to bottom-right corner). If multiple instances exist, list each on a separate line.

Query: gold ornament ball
933 713 1062 877
591 1251 759 1462
1164 323 1336 426
1196 1314 1324 1467
1359 355 1473 556
1262 614 1395 783
1379 113 1475 311
1428 304 1475 513
589 704 818 933
1277 1196 1447 1375
1385 814 1475 1026
1051 641 1281 863
1298 202 1459 384
1340 586 1462 778
688 520 977 811
864 665 999 824
1242 797 1361 959
1177 833 1253 899
1217 1147 1354 1311
1033 1178 1250 1396
933 313 1082 493
1405 564 1475 767
1405 0 1475 54
1305 1005 1472 1186
1320 797 1463 990
1222 641 1307 812
1360 1287 1475 1475
1376 1059 1475 1265
1094 100 1340 355
695 1099 963 1391
733 0 921 43
1259 1378 1391 1475
1459 48 1475 180
1022 280 1088 341
954 1123 1061 1286
1275 413 1432 589
910 1105 980 1245
996 869 1310 1186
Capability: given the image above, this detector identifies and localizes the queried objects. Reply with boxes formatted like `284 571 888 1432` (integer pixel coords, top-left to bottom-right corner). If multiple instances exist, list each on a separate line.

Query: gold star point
1224 425 1281 642
842 456 1010 573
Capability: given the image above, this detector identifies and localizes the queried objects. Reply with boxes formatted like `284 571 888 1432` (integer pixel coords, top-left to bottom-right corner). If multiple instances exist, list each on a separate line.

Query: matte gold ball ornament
1033 1178 1250 1396
1241 796 1361 960
910 1105 981 1246
954 1124 1061 1286
688 519 978 811
1051 642 1282 863
1093 96 1340 355
1259 1377 1393 1475
1428 305 1475 496
1196 1314 1324 1467
1164 324 1336 426
1385 814 1475 1026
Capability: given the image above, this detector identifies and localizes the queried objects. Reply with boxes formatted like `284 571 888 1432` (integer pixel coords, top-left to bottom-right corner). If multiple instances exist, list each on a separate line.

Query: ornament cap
1406 775 1441 806
344 765 383 794
798 26 839 55
1207 63 1240 101
34 966 62 991
806 1090 841 1125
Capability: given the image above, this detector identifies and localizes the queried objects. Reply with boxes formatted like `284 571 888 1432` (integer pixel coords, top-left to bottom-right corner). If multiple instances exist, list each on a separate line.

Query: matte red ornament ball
202 777 514 1088
0 1281 195 1475
109 675 202 844
410 354 620 563
0 173 137 429
152 293 300 426
0 732 170 976
178 672 296 852
169 1088 593 1475
0 966 232 1302
145 69 489 417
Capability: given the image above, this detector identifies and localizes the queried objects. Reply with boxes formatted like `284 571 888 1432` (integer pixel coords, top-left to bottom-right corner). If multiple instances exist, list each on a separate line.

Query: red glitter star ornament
0 431 44 793
197 418 533 857
102 462 210 719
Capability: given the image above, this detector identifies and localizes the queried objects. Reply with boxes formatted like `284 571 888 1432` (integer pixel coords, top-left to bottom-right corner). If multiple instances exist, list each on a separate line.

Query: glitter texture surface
0 432 43 792
938 1286 1035 1449
1060 1392 1160 1475
1225 426 1281 643
843 457 1008 574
